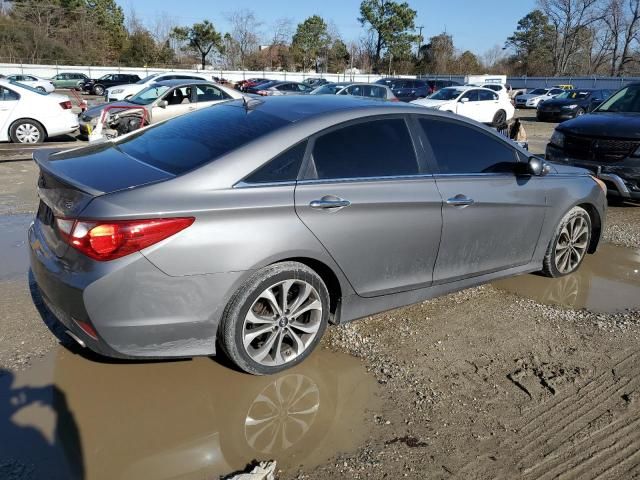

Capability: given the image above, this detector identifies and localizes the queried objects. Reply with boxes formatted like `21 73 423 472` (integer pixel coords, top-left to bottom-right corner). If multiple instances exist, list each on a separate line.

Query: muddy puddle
0 214 32 282
0 347 378 480
494 244 640 313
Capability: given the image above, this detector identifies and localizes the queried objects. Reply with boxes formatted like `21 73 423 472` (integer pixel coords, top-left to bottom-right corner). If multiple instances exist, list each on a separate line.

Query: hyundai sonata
29 96 606 374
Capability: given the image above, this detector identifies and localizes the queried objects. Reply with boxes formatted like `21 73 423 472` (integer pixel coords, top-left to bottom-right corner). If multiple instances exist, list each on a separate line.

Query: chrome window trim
234 180 297 189
297 174 436 185
433 172 516 178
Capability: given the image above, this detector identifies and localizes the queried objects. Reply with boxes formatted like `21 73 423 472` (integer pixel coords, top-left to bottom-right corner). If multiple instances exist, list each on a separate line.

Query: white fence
0 63 393 84
1 62 638 90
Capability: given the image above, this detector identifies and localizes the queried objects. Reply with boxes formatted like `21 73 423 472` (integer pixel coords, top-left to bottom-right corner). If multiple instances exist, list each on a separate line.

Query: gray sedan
29 96 606 375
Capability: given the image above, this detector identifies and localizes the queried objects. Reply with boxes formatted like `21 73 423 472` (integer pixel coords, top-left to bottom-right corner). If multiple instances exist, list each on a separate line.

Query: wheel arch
9 118 48 141
577 202 602 254
275 256 343 323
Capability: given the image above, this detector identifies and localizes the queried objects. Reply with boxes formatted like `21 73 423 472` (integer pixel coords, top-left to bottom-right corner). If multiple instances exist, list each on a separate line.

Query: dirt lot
0 109 639 480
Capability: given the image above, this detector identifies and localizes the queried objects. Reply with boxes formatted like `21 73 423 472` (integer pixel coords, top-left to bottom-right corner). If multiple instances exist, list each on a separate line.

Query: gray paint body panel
28 96 607 359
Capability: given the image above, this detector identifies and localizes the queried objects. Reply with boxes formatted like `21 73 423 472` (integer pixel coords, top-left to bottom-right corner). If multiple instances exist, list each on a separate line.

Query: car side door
0 87 20 141
455 89 481 121
151 86 195 123
417 116 546 282
294 116 443 297
476 90 500 123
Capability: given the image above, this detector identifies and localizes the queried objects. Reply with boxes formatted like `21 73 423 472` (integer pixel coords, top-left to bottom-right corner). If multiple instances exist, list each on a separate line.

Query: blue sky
117 0 537 55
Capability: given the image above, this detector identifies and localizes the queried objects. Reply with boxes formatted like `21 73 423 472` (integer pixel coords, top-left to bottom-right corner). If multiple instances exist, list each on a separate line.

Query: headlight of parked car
111 89 123 94
550 130 565 148
561 104 578 109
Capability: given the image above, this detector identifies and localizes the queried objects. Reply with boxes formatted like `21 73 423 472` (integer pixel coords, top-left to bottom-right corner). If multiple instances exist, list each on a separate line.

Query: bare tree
226 9 262 69
538 0 601 74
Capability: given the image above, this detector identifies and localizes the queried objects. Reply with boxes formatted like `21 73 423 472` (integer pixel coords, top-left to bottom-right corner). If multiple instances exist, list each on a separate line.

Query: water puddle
0 214 32 281
494 244 640 313
0 347 378 480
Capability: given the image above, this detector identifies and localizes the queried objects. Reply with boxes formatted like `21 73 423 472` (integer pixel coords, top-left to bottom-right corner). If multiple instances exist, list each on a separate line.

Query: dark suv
82 73 140 96
546 83 640 201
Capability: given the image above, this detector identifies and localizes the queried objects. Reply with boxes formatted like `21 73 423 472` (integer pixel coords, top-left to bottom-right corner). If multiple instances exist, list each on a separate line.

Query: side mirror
528 156 550 176
460 97 469 103
158 100 168 109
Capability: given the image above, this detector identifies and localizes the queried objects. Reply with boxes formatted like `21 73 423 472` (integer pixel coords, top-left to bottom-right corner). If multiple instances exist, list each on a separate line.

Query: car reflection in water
493 244 640 313
0 347 377 479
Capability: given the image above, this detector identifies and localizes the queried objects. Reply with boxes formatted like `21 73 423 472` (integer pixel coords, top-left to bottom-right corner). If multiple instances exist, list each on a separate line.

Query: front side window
311 118 418 180
462 90 480 102
420 118 517 174
129 85 171 105
243 141 307 184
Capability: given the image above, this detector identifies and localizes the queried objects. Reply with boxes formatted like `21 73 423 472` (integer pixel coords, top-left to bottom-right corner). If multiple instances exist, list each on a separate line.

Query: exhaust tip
65 330 86 348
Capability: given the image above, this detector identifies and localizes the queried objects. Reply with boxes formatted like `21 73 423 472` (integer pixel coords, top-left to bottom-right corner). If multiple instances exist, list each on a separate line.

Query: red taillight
390 97 400 102
73 318 98 339
56 217 194 261
59 100 72 110
257 90 270 96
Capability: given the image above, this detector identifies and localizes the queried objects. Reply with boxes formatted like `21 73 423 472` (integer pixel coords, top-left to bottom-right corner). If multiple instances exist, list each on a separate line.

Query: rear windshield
115 103 290 175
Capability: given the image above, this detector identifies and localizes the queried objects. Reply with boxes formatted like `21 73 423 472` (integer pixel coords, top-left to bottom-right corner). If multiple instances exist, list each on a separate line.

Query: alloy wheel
15 123 41 143
242 279 323 367
554 215 589 274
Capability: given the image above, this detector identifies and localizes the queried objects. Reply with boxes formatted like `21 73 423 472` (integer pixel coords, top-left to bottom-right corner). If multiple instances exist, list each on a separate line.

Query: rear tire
9 119 46 144
219 262 330 375
36 86 46 93
541 206 592 278
492 109 507 127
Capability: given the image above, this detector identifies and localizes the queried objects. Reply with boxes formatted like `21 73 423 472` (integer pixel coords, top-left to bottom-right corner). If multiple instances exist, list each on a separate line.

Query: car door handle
309 197 351 210
446 195 475 207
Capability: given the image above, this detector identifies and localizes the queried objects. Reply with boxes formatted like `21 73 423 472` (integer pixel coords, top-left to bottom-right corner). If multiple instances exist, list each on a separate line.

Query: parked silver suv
29 96 606 374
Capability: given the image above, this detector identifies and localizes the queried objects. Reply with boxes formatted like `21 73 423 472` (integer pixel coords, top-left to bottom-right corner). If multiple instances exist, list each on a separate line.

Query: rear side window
116 104 290 175
244 141 307 184
419 118 517 174
478 90 497 101
311 118 418 180
0 87 19 101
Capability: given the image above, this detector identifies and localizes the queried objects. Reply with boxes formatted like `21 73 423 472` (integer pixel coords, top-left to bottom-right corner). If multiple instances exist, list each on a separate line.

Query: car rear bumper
546 144 640 199
29 219 247 359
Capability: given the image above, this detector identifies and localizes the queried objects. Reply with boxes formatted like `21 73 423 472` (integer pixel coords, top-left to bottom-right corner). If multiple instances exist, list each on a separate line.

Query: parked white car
411 86 515 126
5 74 55 93
0 80 78 143
105 72 216 101
515 88 564 108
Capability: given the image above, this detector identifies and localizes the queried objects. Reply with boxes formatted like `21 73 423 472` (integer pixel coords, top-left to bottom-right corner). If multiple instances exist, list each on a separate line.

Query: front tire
219 262 330 375
541 206 592 278
9 119 46 144
92 85 105 96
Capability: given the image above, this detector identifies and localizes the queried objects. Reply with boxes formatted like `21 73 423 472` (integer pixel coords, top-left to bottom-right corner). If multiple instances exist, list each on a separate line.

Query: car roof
225 95 416 122
147 79 218 87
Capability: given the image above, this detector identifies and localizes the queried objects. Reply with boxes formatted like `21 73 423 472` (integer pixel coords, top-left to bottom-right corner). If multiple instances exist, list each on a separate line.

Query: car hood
517 93 542 100
410 99 453 107
541 98 585 108
81 101 141 121
557 112 640 140
108 84 141 93
548 162 591 175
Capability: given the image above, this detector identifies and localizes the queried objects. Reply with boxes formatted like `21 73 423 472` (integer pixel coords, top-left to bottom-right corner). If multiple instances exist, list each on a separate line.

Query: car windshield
115 103 290 175
429 88 462 100
98 74 112 80
8 80 47 95
595 85 640 113
530 89 547 95
129 85 171 105
311 84 346 95
137 74 159 84
557 90 591 100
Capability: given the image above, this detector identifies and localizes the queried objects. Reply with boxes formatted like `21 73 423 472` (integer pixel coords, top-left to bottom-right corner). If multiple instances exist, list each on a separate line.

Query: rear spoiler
32 148 103 196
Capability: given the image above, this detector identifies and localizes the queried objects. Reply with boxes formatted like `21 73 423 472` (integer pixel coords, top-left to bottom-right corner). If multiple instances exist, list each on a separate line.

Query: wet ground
0 348 378 480
1 109 640 479
494 244 640 313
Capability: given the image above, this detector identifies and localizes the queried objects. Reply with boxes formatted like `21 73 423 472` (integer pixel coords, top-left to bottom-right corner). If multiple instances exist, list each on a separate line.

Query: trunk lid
33 144 174 257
